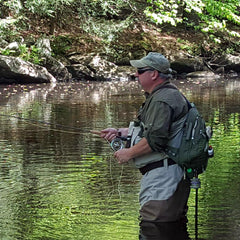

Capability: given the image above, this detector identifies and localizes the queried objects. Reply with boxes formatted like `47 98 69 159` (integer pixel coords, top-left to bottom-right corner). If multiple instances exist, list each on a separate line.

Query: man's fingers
90 130 102 136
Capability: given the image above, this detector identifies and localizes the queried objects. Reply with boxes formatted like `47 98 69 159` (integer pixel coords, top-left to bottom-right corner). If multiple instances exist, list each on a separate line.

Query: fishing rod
0 113 126 150
0 113 91 134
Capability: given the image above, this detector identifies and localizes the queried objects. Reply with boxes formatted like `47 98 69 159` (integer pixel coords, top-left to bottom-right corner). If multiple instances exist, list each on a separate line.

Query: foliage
145 0 184 26
77 0 132 18
51 35 72 56
1 0 135 39
24 0 74 18
2 0 75 18
81 17 133 44
0 18 18 41
76 0 135 45
145 0 240 46
1 44 44 64
2 0 22 15
0 0 240 57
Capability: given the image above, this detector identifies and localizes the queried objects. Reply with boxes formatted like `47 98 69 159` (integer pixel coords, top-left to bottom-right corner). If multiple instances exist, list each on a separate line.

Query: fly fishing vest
127 82 188 169
128 121 168 169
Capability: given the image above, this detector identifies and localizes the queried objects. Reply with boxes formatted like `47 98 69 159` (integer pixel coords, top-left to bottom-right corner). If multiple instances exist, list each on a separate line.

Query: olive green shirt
138 81 188 152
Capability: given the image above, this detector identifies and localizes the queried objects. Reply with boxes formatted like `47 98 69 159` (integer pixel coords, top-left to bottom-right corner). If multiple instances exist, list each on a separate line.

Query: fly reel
110 137 125 151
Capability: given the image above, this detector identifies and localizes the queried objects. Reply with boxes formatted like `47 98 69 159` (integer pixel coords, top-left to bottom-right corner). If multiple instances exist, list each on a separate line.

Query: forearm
128 137 152 159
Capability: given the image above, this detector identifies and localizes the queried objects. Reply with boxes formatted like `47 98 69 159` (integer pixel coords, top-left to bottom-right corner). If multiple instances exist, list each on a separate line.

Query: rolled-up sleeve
142 101 172 152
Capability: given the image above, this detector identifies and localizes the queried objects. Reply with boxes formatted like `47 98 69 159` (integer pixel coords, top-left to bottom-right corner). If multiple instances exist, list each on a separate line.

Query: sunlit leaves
145 0 240 42
2 0 23 14
145 0 183 26
184 0 204 13
205 0 240 25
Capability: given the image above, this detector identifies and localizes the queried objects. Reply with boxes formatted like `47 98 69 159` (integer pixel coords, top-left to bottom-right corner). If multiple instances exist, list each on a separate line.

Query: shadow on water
0 78 239 239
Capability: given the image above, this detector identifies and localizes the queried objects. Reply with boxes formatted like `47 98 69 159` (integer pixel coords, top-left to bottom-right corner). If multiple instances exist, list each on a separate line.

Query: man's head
130 52 171 74
130 52 172 93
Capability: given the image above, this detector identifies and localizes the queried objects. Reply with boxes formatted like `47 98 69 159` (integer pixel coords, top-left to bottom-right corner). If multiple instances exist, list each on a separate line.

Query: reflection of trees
194 111 240 240
174 79 240 126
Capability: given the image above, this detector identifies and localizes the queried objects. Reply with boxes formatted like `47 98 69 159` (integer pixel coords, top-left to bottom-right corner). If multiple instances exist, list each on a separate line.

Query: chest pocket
128 121 145 147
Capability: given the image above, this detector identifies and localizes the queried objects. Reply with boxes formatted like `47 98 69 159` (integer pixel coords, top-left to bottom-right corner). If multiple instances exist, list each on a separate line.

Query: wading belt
139 158 176 175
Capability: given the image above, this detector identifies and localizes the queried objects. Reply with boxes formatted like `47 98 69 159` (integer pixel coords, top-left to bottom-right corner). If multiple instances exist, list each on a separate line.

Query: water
0 78 239 240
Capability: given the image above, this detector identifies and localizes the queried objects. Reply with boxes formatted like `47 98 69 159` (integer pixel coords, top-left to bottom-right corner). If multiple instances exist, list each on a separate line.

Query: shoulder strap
160 83 192 110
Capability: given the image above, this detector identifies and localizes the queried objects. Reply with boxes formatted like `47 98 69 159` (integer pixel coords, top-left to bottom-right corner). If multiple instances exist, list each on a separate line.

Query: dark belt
139 158 176 175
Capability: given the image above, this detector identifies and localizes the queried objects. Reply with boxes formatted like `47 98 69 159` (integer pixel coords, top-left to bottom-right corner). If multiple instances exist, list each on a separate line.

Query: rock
4 42 20 54
36 37 72 81
205 54 240 73
43 56 72 82
186 71 220 79
214 54 240 73
0 39 8 48
0 55 56 84
228 70 239 78
68 64 96 81
68 54 134 81
170 57 205 74
36 38 52 57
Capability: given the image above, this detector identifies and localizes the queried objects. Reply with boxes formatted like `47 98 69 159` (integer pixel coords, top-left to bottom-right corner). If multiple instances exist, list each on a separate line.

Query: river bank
0 22 240 83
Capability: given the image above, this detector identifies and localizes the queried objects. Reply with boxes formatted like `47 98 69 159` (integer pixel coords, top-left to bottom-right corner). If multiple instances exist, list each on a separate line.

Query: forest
0 0 240 76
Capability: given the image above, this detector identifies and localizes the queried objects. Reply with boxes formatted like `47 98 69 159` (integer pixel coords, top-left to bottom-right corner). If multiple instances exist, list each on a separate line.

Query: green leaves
0 44 44 64
24 0 75 17
144 0 240 47
0 0 239 58
145 0 183 26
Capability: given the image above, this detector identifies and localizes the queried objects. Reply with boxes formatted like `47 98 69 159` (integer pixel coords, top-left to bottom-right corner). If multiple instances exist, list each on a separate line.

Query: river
0 78 239 240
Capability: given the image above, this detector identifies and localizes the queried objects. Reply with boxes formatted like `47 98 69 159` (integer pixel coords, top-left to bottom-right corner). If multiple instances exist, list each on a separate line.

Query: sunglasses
137 68 154 75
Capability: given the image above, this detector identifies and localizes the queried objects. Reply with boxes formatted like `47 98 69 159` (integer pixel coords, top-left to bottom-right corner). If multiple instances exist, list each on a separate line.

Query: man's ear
151 70 159 81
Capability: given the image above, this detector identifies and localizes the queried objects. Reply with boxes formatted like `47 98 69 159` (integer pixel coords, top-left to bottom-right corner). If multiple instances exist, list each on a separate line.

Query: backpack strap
160 83 192 110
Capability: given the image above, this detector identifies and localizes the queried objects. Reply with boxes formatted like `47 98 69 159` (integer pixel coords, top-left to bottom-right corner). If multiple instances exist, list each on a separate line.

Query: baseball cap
130 52 172 74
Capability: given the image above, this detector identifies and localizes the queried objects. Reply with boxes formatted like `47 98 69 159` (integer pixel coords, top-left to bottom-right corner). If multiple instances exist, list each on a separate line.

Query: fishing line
0 113 91 134
117 165 124 200
26 121 86 135
104 137 124 200
107 155 124 201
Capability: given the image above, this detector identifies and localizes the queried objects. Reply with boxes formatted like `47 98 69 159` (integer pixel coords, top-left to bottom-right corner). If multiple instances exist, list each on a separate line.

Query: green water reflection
0 79 239 240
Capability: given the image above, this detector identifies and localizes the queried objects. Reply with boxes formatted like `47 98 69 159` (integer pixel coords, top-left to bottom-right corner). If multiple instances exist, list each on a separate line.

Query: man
100 52 190 223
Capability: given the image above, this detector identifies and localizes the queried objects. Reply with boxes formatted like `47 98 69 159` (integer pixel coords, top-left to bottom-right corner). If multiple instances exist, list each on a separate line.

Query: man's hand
114 148 132 164
114 137 152 164
100 128 118 141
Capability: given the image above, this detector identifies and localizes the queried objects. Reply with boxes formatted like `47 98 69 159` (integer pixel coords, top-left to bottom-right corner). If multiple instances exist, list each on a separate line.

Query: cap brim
130 60 148 69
